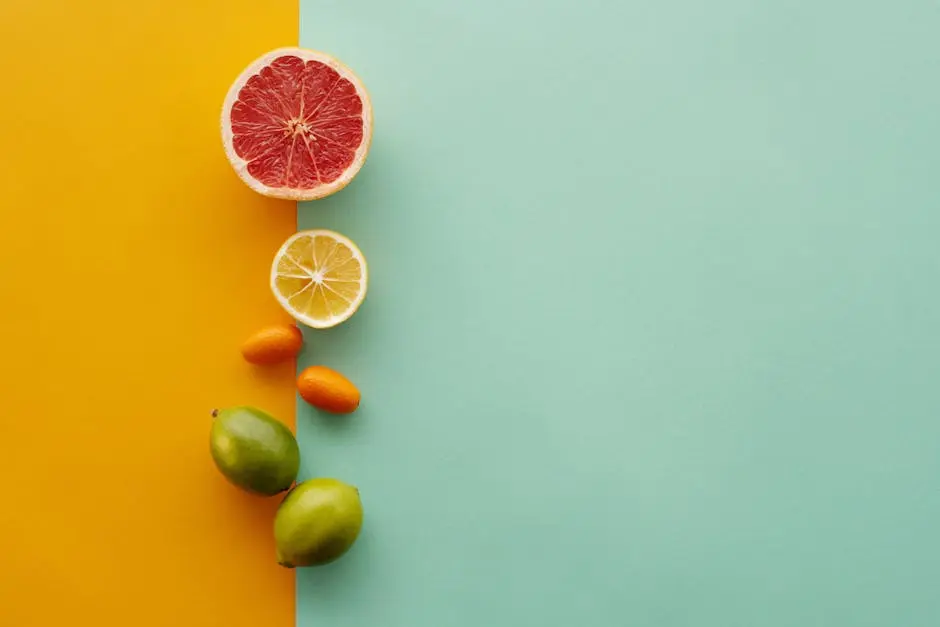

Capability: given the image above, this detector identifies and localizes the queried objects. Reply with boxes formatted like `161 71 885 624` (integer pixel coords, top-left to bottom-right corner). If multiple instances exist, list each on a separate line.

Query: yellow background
0 1 298 625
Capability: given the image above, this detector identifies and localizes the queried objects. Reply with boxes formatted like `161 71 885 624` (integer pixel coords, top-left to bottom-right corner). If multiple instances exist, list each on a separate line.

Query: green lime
274 478 364 567
209 406 299 496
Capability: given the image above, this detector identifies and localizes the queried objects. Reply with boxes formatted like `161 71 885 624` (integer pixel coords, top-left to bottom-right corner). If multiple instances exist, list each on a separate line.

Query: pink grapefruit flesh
221 48 373 201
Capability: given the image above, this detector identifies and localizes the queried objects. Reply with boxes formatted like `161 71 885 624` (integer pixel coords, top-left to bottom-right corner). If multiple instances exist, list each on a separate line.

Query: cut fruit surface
221 47 373 200
271 230 368 329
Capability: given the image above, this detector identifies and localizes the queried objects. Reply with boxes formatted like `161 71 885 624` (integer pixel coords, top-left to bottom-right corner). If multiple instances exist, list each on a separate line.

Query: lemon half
270 230 368 329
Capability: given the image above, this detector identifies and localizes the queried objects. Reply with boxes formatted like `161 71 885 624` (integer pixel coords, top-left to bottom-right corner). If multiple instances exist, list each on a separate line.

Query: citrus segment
222 48 373 200
270 230 368 329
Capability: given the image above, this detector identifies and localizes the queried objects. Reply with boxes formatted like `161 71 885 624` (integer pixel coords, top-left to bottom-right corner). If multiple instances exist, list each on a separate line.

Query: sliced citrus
221 47 373 201
270 230 368 329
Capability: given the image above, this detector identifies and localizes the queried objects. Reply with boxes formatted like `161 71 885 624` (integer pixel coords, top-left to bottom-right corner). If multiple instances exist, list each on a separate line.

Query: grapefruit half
221 47 373 201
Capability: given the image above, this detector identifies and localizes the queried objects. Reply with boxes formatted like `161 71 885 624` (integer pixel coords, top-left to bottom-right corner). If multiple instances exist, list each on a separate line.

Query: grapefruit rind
221 47 373 201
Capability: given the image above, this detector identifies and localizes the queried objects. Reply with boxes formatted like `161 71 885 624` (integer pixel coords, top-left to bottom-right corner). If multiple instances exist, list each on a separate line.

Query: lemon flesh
270 230 367 329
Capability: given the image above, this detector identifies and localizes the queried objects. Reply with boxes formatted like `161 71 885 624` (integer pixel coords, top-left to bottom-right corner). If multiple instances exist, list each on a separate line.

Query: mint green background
296 1 940 624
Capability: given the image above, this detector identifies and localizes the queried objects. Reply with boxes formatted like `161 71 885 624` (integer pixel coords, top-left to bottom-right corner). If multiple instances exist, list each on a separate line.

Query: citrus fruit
221 47 373 201
274 478 364 568
241 323 304 365
297 365 361 414
270 229 368 329
209 406 300 496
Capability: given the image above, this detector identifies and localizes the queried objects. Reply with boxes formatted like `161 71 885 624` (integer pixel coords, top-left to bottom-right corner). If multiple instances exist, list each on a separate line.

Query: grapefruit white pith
221 47 373 201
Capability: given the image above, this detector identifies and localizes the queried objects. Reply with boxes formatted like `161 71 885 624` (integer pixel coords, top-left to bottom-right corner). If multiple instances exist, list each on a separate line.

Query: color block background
296 1 940 626
0 2 297 625
3 1 940 626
